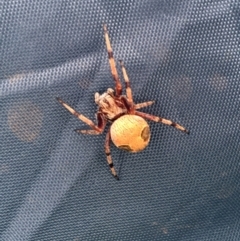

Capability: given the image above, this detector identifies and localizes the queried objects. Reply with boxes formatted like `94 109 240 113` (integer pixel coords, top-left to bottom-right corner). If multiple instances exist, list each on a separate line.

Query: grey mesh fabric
1 1 239 240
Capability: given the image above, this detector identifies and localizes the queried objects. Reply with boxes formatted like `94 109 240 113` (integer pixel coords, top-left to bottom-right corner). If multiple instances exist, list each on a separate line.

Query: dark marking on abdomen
141 126 150 142
118 145 133 152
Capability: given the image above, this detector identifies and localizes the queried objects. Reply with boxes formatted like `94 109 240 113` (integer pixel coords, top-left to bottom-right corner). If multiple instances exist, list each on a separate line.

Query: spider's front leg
103 24 122 97
119 60 134 113
105 129 119 180
135 111 189 134
57 98 104 134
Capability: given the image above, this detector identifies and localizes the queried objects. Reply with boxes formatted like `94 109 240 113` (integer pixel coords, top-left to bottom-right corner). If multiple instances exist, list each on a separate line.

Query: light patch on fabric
8 101 43 142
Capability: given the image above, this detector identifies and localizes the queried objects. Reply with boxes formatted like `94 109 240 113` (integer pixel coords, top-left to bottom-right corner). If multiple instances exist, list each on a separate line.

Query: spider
57 24 189 180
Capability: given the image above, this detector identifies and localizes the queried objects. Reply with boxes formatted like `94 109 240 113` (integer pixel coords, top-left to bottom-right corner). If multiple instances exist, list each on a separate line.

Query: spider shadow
116 152 125 180
115 148 134 180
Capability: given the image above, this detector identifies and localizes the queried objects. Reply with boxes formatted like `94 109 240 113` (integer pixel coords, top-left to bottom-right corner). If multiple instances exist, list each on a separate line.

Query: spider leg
103 24 122 96
75 130 100 135
57 98 102 133
119 95 133 113
119 60 134 112
105 129 119 180
135 101 155 109
135 111 189 134
75 112 106 135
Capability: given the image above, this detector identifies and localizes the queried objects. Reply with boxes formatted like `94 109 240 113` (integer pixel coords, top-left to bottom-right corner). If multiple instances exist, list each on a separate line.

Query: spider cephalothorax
57 24 189 180
94 88 127 120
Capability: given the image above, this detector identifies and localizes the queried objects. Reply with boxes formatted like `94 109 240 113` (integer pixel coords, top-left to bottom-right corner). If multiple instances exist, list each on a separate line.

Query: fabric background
0 0 239 240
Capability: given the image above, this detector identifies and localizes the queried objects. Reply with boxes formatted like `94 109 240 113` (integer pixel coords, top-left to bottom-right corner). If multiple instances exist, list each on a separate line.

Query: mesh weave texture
0 0 239 240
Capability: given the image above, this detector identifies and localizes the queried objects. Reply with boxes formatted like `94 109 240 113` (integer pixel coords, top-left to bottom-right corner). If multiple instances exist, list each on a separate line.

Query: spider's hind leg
75 112 106 135
135 111 189 134
57 98 103 133
75 129 101 135
105 129 119 180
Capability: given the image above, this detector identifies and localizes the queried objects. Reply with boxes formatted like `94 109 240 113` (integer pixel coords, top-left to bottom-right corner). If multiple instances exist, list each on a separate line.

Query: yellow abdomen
110 115 150 152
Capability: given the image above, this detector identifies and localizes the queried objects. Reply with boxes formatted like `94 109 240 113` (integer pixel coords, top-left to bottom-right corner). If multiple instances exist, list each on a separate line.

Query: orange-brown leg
135 101 155 109
135 111 189 134
75 112 106 135
105 129 119 180
103 24 122 96
119 60 134 112
57 98 102 133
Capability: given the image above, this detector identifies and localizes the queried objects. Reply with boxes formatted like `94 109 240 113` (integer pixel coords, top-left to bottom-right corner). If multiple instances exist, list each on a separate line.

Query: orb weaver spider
57 24 189 180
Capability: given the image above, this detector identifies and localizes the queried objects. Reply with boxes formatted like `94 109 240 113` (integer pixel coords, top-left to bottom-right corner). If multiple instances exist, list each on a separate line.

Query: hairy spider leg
75 112 106 135
119 60 134 112
135 111 189 134
57 98 102 133
103 24 122 96
135 101 155 109
117 95 133 113
105 129 119 180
